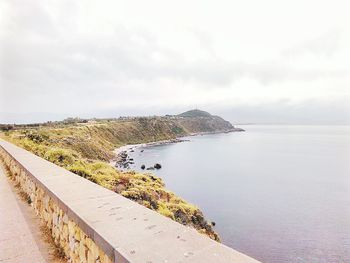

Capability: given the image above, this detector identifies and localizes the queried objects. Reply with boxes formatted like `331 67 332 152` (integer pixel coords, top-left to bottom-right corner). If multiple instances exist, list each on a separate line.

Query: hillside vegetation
0 110 237 241
178 109 213 117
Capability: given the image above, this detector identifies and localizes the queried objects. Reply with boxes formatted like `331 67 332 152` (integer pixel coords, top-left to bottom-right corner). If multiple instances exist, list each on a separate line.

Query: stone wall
0 147 113 263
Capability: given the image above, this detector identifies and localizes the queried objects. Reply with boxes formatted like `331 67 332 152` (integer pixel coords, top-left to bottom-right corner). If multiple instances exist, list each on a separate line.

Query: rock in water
154 163 162 169
141 164 145 170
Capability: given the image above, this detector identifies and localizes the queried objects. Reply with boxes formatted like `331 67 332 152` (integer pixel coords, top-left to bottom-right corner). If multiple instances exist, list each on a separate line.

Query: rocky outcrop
154 163 162 169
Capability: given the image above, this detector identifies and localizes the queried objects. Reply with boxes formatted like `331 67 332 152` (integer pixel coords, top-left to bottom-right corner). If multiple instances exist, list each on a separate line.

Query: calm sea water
127 125 350 263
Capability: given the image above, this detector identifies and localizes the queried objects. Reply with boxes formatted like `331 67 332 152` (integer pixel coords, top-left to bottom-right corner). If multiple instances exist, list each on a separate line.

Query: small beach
110 129 244 171
110 138 189 170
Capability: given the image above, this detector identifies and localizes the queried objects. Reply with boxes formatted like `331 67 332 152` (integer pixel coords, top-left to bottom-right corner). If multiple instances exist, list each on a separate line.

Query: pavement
0 165 61 263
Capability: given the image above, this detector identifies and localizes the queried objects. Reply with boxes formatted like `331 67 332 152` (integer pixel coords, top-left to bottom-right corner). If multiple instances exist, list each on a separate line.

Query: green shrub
68 165 97 183
44 148 77 166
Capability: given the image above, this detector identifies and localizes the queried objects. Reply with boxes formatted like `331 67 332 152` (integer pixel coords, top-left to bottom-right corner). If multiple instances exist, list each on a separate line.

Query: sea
125 125 350 263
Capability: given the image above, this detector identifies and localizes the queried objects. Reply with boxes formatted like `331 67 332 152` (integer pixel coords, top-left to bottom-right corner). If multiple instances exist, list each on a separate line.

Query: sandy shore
110 138 189 168
113 138 188 154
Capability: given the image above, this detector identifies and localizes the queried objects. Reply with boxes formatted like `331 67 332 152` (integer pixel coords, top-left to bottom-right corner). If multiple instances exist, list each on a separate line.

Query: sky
0 0 349 124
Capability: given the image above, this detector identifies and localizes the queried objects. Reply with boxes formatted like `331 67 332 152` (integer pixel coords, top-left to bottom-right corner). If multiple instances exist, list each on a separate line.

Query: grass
40 225 67 262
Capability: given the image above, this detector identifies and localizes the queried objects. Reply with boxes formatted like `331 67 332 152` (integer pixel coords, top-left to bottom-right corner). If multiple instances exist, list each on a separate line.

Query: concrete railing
0 140 260 263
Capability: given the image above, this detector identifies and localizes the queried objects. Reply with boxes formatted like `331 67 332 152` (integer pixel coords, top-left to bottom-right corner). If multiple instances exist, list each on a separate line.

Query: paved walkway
0 165 60 263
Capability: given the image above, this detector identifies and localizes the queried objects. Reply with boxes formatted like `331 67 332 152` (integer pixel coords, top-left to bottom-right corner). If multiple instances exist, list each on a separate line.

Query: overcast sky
0 0 349 124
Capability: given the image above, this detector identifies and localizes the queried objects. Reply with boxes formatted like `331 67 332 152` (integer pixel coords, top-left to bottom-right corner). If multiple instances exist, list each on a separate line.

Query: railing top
0 140 259 263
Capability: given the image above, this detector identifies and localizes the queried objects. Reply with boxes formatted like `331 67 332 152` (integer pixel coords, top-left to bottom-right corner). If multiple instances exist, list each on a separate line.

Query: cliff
176 110 235 133
0 110 241 241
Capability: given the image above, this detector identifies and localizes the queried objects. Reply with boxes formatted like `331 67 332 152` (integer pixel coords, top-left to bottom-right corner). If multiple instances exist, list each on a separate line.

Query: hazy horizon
1 0 349 124
1 106 349 126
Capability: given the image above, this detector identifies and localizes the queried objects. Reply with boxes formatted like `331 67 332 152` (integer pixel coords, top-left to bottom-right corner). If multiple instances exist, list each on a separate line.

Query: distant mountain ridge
177 109 213 117
175 109 239 134
1 109 240 134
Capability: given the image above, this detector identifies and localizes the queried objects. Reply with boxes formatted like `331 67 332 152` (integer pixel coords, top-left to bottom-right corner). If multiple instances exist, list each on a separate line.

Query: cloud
0 0 349 124
282 30 341 58
214 97 350 125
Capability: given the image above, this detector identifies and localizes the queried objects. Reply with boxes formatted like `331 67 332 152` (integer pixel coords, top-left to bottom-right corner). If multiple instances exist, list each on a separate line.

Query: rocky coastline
112 128 245 171
188 127 245 136
3 110 243 242
112 138 189 170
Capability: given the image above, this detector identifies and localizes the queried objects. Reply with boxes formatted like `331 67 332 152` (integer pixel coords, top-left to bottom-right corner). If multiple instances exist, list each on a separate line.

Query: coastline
110 127 245 170
187 127 245 136
110 138 189 169
2 110 241 243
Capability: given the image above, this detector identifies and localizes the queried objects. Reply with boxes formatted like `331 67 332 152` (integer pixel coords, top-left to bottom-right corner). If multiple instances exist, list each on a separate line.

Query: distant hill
1 109 240 135
175 109 237 133
178 109 212 117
